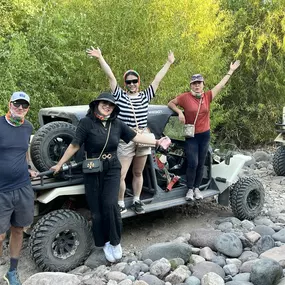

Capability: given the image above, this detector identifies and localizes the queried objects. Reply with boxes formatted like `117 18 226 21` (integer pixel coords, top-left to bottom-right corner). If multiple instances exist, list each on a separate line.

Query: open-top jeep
28 104 265 272
273 106 285 176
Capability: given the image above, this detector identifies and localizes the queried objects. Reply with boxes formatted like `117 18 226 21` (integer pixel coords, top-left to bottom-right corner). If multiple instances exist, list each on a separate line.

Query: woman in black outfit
52 92 166 263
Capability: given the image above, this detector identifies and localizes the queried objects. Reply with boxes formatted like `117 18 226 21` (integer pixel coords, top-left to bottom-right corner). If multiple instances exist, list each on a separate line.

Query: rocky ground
0 149 285 285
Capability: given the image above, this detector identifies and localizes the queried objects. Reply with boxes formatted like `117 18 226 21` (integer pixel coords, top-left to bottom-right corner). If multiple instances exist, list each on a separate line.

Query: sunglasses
12 101 30 109
125 79 139 85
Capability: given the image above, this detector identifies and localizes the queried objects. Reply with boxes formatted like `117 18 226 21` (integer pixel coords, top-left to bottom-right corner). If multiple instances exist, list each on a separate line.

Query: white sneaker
194 188 203 200
103 242 116 262
112 243 122 260
186 189 194 201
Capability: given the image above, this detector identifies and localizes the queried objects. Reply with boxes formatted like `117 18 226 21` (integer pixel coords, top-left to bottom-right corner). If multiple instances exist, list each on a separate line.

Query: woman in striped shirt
87 47 175 214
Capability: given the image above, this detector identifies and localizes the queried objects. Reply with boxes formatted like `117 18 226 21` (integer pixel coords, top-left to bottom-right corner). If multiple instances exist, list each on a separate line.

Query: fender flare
36 184 85 204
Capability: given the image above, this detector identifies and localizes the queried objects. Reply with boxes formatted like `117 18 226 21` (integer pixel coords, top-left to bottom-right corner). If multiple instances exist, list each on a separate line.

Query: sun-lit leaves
0 0 285 146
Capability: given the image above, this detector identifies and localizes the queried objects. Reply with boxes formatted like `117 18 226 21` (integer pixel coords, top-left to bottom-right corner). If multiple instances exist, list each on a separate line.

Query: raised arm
211 60 241 99
151 51 175 93
86 47 117 92
168 97 185 124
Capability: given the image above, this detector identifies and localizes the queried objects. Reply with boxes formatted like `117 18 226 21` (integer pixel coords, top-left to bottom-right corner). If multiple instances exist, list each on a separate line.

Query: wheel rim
48 135 73 163
247 188 261 210
52 230 79 259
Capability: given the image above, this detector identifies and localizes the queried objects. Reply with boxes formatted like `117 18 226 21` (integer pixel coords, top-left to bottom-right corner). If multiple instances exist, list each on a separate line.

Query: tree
212 0 285 145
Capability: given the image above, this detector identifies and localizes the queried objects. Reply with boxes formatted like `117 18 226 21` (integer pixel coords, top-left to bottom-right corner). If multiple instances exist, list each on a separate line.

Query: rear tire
230 177 265 220
29 209 93 272
273 146 285 176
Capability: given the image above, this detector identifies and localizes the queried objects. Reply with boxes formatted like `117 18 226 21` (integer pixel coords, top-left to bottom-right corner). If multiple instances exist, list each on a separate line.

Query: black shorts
0 184 34 234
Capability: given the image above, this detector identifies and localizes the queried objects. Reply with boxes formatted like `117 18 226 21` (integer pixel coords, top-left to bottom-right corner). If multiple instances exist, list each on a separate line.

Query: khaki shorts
117 140 151 158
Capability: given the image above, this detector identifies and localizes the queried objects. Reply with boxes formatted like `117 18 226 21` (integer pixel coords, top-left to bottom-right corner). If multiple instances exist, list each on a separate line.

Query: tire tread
29 209 92 272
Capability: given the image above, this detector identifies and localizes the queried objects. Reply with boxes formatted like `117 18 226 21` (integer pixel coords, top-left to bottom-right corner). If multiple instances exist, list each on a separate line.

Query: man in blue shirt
0 92 37 285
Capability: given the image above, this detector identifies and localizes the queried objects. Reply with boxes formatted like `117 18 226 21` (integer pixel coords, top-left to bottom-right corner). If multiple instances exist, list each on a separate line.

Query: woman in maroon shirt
168 60 240 201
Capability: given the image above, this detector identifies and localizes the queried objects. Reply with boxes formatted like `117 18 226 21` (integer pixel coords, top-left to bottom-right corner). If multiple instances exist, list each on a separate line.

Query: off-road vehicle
273 106 285 176
28 104 265 272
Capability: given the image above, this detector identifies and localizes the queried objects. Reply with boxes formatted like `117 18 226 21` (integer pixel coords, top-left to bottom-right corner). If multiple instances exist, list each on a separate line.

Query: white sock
133 196 140 203
118 200 125 207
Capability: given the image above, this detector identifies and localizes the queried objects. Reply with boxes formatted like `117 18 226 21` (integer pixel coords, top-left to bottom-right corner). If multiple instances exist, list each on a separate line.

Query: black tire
29 209 93 272
273 146 285 176
230 177 265 220
30 121 83 172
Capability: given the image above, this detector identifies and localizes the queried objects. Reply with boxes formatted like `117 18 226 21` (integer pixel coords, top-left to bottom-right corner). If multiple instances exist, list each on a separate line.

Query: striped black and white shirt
113 85 155 128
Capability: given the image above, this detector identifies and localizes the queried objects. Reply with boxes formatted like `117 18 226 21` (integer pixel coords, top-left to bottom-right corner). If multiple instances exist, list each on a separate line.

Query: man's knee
0 233 6 243
10 226 24 236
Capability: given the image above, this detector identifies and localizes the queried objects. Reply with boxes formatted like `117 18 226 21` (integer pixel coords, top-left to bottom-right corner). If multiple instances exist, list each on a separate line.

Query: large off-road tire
273 146 285 176
30 121 82 172
229 177 265 220
29 209 93 272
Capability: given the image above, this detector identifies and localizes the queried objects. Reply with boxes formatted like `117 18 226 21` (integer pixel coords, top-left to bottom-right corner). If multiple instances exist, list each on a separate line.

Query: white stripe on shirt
113 85 155 128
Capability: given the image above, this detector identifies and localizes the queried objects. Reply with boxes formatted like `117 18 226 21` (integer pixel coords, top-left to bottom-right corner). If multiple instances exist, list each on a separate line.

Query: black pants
185 130 210 189
84 159 122 247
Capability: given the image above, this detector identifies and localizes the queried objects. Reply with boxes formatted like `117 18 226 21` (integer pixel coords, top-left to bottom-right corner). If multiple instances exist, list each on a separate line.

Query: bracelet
227 73 232 76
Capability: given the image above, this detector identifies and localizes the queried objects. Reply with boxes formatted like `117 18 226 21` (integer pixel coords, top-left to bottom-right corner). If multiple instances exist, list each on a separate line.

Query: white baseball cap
10 91 30 104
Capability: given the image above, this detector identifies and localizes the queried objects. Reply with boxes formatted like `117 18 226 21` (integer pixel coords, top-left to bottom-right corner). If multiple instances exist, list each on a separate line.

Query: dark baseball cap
190 74 204 84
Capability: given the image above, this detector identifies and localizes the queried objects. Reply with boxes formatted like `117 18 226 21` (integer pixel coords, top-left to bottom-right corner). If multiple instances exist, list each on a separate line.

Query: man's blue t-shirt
0 116 33 192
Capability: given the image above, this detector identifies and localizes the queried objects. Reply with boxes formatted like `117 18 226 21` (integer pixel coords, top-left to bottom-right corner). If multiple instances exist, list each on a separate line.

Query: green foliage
0 0 284 146
211 0 285 146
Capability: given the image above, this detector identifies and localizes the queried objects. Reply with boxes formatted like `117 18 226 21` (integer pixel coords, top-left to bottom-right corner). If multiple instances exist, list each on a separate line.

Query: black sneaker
119 205 127 214
130 200 145 214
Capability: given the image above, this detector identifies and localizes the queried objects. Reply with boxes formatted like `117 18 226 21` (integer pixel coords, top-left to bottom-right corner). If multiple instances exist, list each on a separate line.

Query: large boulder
201 272 225 285
253 225 275 237
239 259 260 273
192 261 225 280
22 273 81 285
139 274 164 285
215 233 243 258
252 235 275 255
85 247 108 268
190 229 222 250
250 258 283 285
149 258 171 278
141 242 192 262
272 229 285 243
260 245 285 263
164 265 190 284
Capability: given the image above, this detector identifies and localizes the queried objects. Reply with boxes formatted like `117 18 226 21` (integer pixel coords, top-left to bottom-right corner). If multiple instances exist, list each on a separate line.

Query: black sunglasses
125 79 138 85
12 101 30 109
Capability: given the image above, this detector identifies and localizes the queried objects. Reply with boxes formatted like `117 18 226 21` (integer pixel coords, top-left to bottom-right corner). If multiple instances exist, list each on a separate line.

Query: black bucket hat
89 92 120 117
